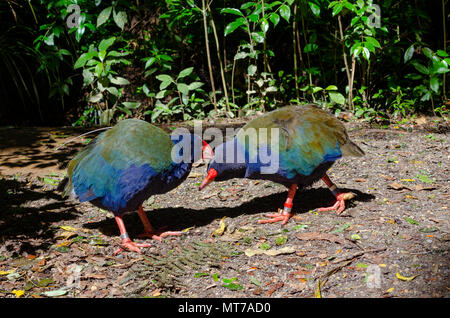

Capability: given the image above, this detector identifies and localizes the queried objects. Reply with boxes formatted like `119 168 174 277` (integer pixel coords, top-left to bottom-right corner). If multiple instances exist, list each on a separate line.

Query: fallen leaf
404 217 419 225
12 289 24 298
388 182 412 191
396 272 418 281
354 178 367 182
414 184 437 191
244 246 296 257
43 289 67 297
211 217 227 237
265 282 284 297
385 287 395 293
314 280 321 298
182 227 194 233
0 269 16 276
59 225 78 232
350 234 361 240
331 223 352 234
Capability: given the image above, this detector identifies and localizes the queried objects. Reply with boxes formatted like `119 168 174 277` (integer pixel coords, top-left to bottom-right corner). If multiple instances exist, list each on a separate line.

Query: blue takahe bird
199 104 364 225
62 119 213 254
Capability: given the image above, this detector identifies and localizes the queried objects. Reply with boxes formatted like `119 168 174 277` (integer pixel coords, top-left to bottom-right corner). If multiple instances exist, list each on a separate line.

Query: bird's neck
215 140 247 181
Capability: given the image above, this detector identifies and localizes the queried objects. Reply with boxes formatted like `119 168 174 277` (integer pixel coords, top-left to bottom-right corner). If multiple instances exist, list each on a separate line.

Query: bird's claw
317 192 355 214
138 229 182 241
258 208 293 225
113 238 151 255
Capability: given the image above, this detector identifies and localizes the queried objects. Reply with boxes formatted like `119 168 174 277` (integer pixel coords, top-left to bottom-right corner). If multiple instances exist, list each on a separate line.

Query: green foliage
1 0 448 125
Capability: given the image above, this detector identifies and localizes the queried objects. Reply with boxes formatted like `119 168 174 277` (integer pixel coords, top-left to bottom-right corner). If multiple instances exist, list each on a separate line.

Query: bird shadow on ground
0 178 79 254
83 187 375 238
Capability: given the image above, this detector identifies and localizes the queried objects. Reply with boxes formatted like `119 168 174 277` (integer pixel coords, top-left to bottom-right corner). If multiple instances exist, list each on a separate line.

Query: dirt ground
0 117 448 298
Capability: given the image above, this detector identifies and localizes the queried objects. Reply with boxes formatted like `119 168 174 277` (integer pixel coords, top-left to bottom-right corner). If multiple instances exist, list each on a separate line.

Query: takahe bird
62 119 213 254
199 104 364 225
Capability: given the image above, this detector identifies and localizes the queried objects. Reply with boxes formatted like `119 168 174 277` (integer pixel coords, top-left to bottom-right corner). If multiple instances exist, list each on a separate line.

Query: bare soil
0 117 448 298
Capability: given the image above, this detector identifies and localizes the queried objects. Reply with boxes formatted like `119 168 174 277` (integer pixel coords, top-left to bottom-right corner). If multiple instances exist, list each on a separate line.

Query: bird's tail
341 140 365 157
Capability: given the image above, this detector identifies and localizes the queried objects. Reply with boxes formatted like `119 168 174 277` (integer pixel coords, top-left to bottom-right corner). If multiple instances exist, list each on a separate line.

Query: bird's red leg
113 215 151 255
137 205 182 241
258 184 297 225
317 174 355 214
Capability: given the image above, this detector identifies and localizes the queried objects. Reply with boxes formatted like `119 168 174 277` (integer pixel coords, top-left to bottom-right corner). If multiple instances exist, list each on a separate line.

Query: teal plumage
206 104 363 187
64 119 203 215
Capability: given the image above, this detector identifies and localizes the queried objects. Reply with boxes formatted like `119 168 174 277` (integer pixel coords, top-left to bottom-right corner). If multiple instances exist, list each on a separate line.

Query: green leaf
116 105 132 116
194 272 209 278
155 90 166 99
325 85 338 91
269 13 280 27
275 235 287 246
422 47 433 60
416 174 434 184
332 3 343 16
279 4 291 22
113 10 127 30
365 36 381 49
412 62 430 75
74 52 96 69
331 222 352 234
250 276 261 286
89 93 103 103
177 83 189 95
98 36 116 52
188 82 204 90
156 74 174 83
404 217 419 225
220 8 244 16
309 2 321 16
251 32 265 43
97 6 112 27
404 44 415 63
419 227 438 233
361 47 371 60
177 67 194 79
329 91 346 105
121 102 140 109
110 76 130 85
43 289 67 297
224 18 246 36
430 76 439 93
260 18 269 33
234 51 248 60
82 69 94 86
248 64 257 76
106 86 119 96
436 49 449 57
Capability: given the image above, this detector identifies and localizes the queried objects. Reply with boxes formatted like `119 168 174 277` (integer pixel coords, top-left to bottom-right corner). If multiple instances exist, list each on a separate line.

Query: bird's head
199 140 246 190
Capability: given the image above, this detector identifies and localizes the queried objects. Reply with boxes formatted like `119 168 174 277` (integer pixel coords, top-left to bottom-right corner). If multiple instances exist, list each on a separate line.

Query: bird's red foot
317 192 355 214
113 238 152 255
138 227 182 241
258 208 293 225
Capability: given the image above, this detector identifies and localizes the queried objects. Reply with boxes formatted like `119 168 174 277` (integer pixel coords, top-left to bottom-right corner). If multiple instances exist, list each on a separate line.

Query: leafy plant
405 46 449 111
151 67 205 122
74 36 136 125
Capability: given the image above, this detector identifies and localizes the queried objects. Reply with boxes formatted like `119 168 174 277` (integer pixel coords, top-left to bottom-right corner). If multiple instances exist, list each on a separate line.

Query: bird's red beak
201 140 214 161
199 168 217 190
